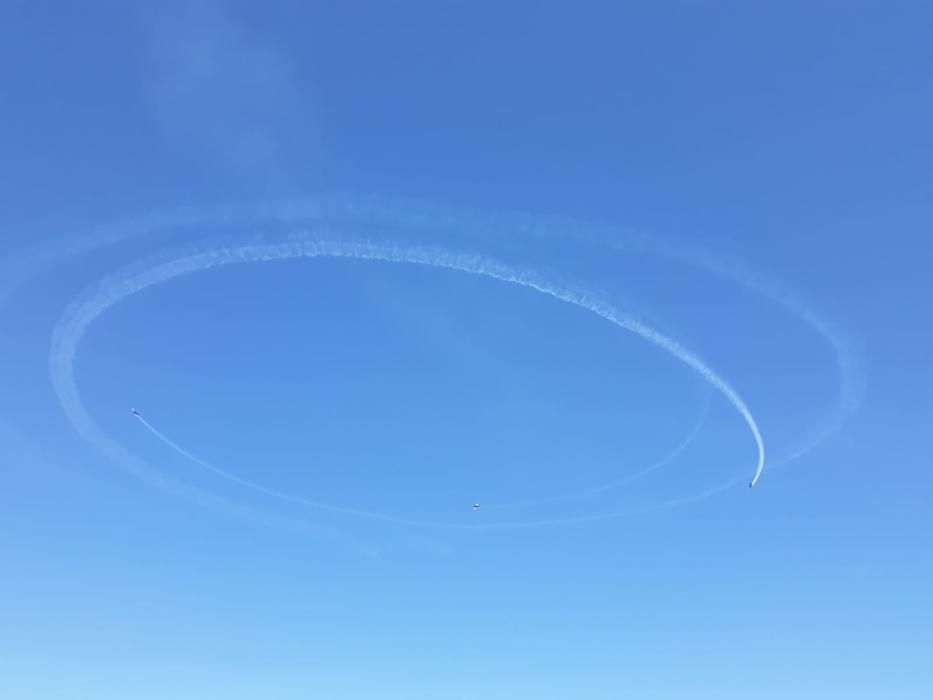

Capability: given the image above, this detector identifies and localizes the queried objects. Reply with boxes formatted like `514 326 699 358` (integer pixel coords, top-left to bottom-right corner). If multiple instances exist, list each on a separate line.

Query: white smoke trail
4 194 859 478
483 387 712 511
134 412 440 526
50 235 766 530
460 207 866 473
135 387 712 523
0 195 858 535
282 194 863 475
136 407 742 530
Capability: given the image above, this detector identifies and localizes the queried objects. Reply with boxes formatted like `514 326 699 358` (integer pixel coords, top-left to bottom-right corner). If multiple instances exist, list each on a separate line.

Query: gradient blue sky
1 2 931 698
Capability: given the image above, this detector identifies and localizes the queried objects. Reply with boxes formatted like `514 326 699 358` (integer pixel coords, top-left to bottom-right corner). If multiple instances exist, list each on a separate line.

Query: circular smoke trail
0 194 862 532
50 236 765 528
3 193 860 480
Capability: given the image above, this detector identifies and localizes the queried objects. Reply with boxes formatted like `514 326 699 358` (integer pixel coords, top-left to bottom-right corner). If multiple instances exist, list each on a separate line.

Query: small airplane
472 502 481 510
131 408 140 417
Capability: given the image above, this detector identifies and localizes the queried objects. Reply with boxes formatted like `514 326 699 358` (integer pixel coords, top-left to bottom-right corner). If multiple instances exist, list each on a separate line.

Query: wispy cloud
144 1 306 179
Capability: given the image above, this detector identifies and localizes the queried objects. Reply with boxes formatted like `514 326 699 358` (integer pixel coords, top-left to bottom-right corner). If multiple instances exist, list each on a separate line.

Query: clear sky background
1 2 931 699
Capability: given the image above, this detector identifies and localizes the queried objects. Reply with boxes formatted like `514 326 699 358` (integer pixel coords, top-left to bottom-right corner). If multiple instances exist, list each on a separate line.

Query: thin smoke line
483 387 713 511
135 413 439 526
51 236 766 529
135 385 711 518
136 408 746 529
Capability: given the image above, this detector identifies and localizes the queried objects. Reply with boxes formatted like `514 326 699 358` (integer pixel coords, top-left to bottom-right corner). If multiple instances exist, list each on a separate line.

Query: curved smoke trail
439 205 866 473
4 193 859 475
135 385 711 520
136 408 736 530
134 412 443 527
0 194 858 532
50 236 766 528
270 194 863 475
483 387 713 511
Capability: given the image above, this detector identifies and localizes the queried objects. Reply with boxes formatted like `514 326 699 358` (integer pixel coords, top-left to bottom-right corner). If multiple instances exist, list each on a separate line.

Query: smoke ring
50 235 765 528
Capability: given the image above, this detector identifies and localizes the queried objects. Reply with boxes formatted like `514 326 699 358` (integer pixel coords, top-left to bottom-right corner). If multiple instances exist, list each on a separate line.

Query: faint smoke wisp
144 1 307 180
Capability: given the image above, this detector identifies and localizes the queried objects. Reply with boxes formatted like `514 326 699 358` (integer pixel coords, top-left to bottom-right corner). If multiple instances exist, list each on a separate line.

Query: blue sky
1 2 931 698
